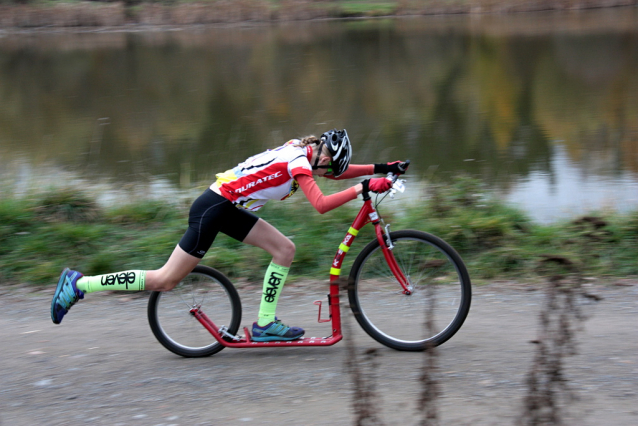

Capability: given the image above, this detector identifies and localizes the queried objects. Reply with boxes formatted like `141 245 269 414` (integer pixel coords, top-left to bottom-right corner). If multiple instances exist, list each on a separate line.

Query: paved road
1 280 637 425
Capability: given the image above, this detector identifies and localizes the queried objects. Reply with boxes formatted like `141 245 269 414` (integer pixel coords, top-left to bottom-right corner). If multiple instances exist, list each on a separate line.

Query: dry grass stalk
344 277 385 426
519 256 601 425
417 282 440 426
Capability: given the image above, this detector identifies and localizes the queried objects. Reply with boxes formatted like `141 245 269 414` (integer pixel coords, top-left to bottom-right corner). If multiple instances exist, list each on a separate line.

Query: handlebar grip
364 160 410 200
386 159 410 182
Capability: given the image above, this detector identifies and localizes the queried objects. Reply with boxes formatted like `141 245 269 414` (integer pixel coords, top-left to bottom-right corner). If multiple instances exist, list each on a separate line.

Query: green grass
1 178 637 287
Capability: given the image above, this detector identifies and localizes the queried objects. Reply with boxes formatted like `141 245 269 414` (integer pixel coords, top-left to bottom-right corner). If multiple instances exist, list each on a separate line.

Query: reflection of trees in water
533 31 638 175
0 13 636 188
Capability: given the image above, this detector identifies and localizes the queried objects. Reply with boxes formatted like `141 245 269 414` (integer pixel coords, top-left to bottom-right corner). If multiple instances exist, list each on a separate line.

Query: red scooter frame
190 189 410 348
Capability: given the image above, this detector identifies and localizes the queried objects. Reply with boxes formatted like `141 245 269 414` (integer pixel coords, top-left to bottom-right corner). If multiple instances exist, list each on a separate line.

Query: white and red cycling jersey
212 141 313 211
211 140 374 213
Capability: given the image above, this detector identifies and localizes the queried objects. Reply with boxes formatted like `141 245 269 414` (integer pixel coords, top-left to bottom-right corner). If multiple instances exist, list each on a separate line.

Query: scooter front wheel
348 230 471 351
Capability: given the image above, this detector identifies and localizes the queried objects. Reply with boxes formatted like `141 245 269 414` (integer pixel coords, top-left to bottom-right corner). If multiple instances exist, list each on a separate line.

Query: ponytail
295 136 320 147
291 135 330 160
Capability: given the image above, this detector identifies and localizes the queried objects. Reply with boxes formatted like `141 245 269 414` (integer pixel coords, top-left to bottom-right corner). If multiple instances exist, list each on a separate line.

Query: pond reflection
0 8 637 222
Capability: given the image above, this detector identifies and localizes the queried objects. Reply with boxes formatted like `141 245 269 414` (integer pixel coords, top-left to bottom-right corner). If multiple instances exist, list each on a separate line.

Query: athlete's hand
368 177 393 193
374 161 410 175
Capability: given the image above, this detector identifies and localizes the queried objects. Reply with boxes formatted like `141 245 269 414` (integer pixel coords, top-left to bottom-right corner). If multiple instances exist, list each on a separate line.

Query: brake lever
389 179 405 198
385 159 409 198
385 172 406 198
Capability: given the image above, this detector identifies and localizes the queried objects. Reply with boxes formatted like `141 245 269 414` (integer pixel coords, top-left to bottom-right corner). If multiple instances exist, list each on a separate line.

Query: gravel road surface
1 280 636 425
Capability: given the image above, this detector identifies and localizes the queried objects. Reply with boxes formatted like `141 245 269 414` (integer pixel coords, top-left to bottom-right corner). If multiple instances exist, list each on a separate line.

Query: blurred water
506 145 638 223
0 8 637 222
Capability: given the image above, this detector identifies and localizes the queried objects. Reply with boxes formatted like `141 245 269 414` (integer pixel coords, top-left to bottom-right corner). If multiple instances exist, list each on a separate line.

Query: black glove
374 161 409 175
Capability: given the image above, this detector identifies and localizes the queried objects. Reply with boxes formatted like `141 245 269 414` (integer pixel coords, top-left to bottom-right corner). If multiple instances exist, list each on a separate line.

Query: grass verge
1 176 637 287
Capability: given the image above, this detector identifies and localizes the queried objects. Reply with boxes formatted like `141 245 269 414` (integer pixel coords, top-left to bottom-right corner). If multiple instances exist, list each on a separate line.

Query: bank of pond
1 1 636 28
1 178 637 287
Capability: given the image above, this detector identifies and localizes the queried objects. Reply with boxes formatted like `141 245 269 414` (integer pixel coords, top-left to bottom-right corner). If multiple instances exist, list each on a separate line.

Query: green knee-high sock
76 270 146 294
257 262 290 326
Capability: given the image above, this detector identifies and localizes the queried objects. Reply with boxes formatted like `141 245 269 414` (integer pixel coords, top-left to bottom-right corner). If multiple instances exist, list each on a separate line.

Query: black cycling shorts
179 188 259 258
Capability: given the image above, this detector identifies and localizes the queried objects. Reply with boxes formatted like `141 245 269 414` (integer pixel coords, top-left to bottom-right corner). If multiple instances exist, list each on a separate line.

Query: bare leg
243 218 300 330
146 218 292 293
145 245 201 292
242 218 295 266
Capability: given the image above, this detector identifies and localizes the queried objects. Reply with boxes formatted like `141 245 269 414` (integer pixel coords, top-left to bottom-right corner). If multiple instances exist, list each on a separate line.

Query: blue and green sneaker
51 268 84 324
252 318 304 342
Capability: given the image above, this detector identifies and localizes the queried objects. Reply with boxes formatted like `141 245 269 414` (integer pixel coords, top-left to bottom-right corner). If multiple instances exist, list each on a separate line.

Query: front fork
375 219 413 295
330 199 412 297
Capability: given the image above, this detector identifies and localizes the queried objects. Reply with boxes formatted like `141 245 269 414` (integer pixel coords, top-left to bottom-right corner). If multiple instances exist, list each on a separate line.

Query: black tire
348 230 471 351
148 265 242 357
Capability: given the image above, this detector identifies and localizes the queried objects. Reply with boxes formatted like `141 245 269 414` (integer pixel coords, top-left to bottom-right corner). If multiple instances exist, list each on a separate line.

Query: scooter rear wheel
148 265 242 357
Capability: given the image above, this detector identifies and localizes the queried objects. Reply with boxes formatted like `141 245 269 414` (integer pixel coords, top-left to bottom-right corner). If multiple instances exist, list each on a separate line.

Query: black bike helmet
316 129 352 178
